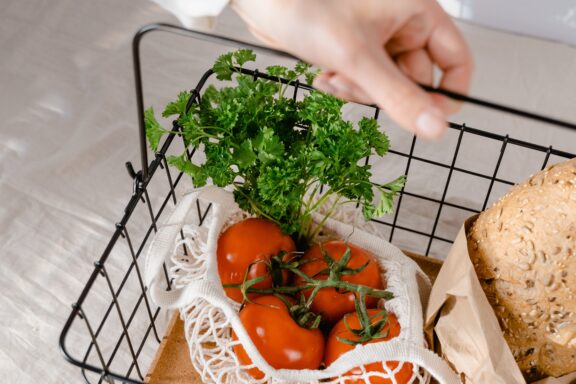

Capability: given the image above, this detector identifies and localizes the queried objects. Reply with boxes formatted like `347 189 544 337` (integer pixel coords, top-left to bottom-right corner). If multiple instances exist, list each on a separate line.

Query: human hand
232 0 473 139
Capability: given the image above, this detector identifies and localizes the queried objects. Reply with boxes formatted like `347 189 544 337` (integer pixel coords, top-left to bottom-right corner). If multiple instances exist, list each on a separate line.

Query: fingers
347 48 446 139
313 20 468 139
395 49 434 86
384 5 473 115
427 13 474 113
385 12 430 56
314 72 373 105
314 50 434 108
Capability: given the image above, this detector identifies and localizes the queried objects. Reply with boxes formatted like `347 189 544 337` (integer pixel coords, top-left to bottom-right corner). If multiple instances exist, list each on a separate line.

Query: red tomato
233 295 325 379
293 241 385 324
217 218 295 302
325 310 413 384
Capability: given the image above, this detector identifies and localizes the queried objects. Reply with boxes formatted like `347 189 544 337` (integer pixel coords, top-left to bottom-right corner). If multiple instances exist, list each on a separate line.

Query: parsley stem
160 128 179 134
309 196 343 240
299 181 321 239
303 182 321 211
308 187 333 213
233 187 280 224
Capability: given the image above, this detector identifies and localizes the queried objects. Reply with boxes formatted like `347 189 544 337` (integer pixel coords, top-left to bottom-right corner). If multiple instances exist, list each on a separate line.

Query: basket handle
132 23 576 181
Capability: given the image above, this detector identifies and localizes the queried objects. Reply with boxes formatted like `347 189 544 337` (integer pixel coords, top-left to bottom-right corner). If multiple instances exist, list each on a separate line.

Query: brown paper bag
425 216 576 384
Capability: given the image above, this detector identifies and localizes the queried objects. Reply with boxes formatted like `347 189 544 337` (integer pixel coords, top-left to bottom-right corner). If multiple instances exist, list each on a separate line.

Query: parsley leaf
147 49 404 241
167 154 208 186
162 91 192 118
253 127 284 163
383 175 407 193
359 117 390 156
212 52 234 81
234 140 257 169
144 107 164 152
233 49 256 66
371 191 395 218
213 49 256 81
266 65 288 79
204 144 236 187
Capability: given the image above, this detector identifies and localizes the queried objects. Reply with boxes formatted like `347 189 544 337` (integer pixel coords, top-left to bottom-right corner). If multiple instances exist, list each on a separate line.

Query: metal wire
425 125 466 255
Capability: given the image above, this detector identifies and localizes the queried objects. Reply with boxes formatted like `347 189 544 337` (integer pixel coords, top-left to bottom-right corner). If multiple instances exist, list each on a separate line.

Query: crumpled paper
425 216 576 384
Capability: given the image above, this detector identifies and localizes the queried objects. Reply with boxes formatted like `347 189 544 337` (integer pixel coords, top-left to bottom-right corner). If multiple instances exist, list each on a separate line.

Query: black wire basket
59 23 576 384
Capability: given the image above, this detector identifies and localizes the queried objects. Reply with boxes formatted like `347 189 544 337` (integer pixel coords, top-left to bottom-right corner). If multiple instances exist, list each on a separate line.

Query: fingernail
416 107 446 139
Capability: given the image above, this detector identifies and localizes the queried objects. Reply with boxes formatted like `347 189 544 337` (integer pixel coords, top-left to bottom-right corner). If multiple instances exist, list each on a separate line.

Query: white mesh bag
145 186 460 384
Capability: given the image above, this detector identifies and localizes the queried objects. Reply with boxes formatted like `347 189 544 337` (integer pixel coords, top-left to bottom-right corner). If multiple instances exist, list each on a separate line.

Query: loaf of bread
468 158 576 382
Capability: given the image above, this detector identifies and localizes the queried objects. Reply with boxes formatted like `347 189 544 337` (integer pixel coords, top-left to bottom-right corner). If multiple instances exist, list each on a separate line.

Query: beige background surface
0 1 575 383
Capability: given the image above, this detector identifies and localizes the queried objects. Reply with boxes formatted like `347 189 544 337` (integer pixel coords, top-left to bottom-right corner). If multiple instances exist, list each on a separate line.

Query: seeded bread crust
468 158 576 381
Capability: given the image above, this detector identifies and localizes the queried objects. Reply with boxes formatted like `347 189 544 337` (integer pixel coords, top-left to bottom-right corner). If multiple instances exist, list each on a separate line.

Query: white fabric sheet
0 0 575 383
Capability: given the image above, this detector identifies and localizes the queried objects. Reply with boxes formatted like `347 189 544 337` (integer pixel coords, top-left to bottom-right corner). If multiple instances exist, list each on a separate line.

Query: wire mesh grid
59 24 576 384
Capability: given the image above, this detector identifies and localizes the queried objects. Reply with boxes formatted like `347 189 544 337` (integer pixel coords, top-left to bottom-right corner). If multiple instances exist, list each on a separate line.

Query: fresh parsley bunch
145 49 405 242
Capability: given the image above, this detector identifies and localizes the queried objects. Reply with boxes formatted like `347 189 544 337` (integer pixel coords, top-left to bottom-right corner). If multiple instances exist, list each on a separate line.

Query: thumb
348 49 447 139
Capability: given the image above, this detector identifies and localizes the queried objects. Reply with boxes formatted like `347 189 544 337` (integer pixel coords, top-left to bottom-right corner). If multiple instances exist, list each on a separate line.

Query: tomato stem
229 278 393 300
228 246 393 331
336 294 391 345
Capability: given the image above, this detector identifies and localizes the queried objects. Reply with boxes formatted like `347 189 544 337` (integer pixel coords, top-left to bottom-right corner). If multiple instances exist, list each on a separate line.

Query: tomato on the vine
325 310 413 384
233 295 325 379
217 218 295 302
293 240 385 324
